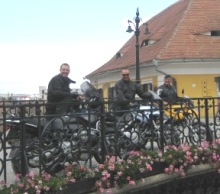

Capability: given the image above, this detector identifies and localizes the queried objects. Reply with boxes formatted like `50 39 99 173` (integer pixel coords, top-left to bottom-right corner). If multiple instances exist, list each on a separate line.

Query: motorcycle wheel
10 138 42 175
10 147 29 175
157 130 180 148
183 108 199 126
10 136 58 175
93 133 130 163
10 142 66 176
189 122 213 144
162 120 182 147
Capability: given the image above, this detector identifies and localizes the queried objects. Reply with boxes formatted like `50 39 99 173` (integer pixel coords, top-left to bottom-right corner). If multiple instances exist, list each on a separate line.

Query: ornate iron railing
0 97 220 191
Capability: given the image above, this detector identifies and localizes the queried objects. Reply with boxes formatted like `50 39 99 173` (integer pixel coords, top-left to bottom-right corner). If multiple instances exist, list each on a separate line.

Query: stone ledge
90 164 216 194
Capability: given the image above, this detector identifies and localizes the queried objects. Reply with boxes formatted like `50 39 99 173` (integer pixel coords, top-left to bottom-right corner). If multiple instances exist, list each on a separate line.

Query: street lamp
126 8 150 84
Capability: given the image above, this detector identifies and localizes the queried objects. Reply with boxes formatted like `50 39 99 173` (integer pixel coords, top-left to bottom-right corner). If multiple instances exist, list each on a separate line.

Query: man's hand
77 95 83 100
71 93 79 99
163 101 169 109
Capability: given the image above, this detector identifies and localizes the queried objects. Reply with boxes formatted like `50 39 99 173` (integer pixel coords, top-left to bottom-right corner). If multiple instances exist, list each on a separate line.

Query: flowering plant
208 139 220 169
94 140 220 192
0 163 95 194
94 153 154 192
0 171 65 194
63 163 95 182
1 140 220 193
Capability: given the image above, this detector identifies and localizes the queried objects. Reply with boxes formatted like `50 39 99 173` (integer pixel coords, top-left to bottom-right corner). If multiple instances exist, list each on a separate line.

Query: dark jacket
47 74 76 102
115 79 152 109
157 84 178 104
46 74 77 115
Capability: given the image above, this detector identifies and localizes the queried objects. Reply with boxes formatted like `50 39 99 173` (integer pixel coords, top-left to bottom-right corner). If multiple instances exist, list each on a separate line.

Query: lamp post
126 8 150 84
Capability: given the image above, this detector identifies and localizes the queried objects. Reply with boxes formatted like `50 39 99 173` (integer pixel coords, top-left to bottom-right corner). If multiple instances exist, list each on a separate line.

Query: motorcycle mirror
157 89 163 96
149 90 162 100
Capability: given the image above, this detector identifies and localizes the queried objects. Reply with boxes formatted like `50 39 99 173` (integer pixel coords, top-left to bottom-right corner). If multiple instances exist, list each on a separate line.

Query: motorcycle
157 89 212 144
109 89 213 157
113 91 181 154
6 81 104 175
5 84 212 175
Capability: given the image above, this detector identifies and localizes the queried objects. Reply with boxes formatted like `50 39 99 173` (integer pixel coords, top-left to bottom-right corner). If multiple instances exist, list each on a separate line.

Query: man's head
60 63 70 77
121 69 130 82
164 74 172 85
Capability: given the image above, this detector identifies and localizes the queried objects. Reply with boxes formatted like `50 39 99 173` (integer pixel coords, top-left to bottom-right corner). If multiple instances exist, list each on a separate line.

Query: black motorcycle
6 81 104 175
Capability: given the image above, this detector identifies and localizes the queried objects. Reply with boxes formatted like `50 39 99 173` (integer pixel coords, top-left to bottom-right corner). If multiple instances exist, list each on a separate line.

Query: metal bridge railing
0 97 220 184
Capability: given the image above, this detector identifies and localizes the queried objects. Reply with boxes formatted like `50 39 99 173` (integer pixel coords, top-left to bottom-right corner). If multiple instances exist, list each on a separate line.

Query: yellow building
86 0 220 101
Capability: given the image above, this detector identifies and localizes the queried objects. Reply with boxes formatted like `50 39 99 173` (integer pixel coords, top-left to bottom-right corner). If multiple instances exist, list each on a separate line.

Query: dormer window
141 39 156 46
211 30 220 36
142 40 150 46
198 30 220 36
116 52 121 59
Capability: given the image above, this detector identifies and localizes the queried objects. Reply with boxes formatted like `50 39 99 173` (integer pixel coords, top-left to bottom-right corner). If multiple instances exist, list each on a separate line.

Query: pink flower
169 164 174 171
193 155 198 160
129 180 136 185
70 178 76 183
43 186 50 191
146 163 152 171
95 180 102 187
106 188 113 193
98 187 105 193
215 139 220 144
67 171 72 176
180 172 186 176
79 165 84 171
14 174 21 182
108 163 115 171
164 168 170 173
174 168 179 173
117 171 123 176
98 164 104 169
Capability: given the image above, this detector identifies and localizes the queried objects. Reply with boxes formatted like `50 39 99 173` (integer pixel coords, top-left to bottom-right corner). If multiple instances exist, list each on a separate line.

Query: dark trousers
46 97 80 116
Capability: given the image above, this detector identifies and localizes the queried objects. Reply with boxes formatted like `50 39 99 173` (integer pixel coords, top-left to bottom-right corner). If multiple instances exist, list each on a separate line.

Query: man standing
114 69 153 110
157 74 178 104
46 63 79 115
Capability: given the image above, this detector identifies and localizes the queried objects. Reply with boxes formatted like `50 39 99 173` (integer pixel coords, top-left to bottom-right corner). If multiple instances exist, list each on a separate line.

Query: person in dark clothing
46 63 79 115
157 74 178 104
114 69 153 110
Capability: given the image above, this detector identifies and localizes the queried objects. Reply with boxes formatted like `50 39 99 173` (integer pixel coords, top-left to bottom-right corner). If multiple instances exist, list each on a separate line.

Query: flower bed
1 139 220 193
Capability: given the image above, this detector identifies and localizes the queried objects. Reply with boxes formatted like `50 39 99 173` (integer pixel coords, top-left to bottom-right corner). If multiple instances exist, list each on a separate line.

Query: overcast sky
0 0 178 94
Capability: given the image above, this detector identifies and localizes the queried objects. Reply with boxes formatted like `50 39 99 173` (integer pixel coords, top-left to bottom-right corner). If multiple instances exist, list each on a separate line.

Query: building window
116 52 121 59
215 77 220 92
218 82 220 92
211 30 220 36
141 39 156 46
142 40 150 46
142 83 153 92
108 87 116 99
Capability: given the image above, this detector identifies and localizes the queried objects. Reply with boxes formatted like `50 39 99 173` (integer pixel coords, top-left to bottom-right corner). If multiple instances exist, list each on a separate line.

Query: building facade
85 0 220 102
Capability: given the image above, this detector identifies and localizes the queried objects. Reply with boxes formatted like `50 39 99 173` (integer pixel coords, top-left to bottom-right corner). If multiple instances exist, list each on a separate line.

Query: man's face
164 77 172 85
121 69 130 81
60 65 70 77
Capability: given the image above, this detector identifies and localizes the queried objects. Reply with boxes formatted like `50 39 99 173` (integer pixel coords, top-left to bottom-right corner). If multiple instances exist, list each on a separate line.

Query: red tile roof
88 0 220 77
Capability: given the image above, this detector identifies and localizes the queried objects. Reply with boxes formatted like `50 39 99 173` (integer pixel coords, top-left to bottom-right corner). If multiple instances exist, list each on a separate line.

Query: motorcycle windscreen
80 81 102 99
